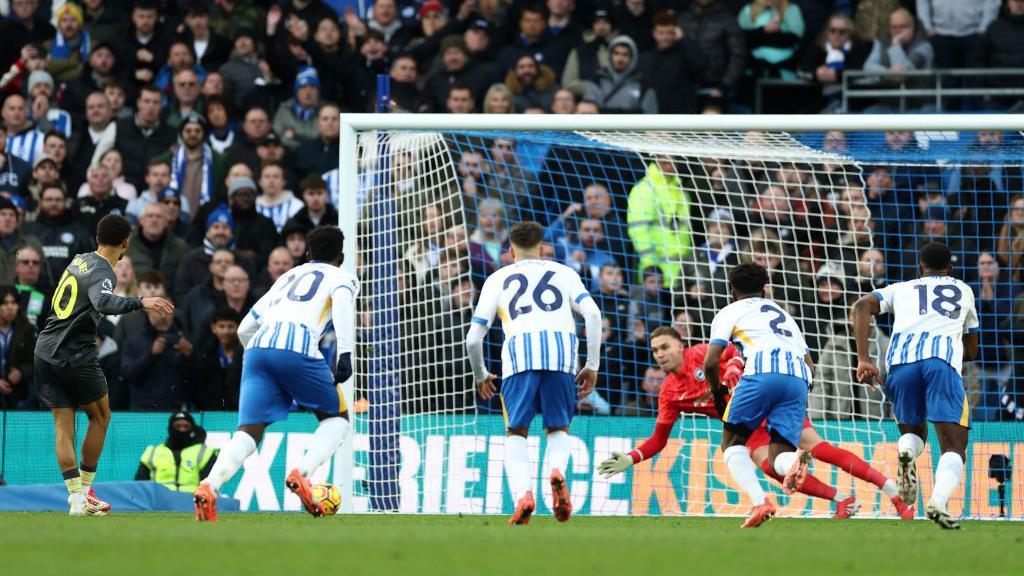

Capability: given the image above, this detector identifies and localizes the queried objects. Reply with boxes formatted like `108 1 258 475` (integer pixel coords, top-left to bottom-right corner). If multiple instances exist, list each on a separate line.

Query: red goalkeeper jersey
629 343 743 463
656 343 743 424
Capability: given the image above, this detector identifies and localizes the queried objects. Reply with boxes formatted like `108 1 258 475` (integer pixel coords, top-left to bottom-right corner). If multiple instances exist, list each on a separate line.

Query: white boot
68 493 87 516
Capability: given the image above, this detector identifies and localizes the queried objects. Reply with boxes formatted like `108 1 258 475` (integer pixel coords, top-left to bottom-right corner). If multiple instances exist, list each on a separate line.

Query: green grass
2 513 1022 576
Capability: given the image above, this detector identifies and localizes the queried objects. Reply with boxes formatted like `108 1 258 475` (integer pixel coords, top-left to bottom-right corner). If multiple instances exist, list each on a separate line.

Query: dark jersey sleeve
87 266 142 315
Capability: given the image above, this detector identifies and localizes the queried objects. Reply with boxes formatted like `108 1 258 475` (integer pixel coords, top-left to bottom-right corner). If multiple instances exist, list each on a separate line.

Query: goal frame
336 113 1024 514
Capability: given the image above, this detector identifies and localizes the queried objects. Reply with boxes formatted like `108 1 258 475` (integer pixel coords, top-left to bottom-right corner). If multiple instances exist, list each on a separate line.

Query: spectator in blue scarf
272 66 321 150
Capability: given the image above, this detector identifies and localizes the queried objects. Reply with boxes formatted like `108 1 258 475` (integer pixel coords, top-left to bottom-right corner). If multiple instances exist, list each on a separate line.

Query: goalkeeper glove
722 364 744 389
598 452 633 479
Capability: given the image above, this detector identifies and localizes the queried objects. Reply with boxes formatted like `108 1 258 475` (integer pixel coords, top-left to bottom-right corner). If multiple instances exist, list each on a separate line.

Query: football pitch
2 513 1022 575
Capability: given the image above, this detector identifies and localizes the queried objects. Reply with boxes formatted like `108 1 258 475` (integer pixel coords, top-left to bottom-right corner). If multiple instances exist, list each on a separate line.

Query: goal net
343 116 1024 520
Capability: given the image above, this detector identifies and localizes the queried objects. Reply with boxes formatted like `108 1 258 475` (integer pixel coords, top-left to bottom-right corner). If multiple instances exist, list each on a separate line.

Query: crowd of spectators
0 1 1020 425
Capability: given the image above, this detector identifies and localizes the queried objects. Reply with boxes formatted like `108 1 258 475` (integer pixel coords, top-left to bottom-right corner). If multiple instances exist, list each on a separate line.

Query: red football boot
193 482 218 522
508 490 536 526
550 470 572 523
285 468 326 517
892 496 915 520
833 496 860 519
741 497 777 528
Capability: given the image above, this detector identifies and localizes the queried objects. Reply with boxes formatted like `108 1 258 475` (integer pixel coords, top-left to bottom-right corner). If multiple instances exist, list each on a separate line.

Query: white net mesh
346 126 1023 520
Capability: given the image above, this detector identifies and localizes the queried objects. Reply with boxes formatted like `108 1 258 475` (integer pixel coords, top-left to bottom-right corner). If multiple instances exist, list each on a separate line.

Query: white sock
931 452 964 509
724 446 766 506
204 431 258 492
882 479 899 499
299 417 350 477
545 431 571 477
505 435 531 501
897 433 925 459
773 451 798 477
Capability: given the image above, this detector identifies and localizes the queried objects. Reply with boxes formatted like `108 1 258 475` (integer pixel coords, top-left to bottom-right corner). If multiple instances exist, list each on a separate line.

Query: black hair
728 262 770 296
210 307 241 326
307 226 345 264
96 214 133 247
920 241 952 272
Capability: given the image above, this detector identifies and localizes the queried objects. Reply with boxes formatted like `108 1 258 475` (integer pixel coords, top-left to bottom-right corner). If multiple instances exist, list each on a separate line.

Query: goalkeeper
598 327 913 519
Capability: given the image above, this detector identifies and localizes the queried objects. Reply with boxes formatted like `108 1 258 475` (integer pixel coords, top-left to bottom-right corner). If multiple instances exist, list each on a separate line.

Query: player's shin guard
505 435 531 502
810 442 888 489
545 430 571 476
759 458 836 501
931 452 964 509
724 446 766 506
204 431 258 492
299 417 350 477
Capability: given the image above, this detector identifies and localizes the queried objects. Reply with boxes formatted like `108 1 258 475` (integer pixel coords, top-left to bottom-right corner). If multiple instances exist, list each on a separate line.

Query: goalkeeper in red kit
598 327 913 519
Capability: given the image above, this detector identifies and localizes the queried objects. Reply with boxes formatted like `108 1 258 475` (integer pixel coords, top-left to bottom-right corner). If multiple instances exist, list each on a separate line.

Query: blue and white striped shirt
256 193 304 232
874 276 978 374
7 128 45 166
249 320 322 358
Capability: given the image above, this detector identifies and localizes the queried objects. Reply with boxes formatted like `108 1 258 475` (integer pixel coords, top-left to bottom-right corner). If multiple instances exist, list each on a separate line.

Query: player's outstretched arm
598 421 676 478
851 293 882 387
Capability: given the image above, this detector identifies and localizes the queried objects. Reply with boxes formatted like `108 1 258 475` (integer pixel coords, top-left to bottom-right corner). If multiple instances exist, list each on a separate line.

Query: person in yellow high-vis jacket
135 411 218 493
627 156 693 286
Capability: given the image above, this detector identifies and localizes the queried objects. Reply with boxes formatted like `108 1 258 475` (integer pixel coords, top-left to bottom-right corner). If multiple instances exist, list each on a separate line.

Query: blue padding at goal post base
0 482 241 512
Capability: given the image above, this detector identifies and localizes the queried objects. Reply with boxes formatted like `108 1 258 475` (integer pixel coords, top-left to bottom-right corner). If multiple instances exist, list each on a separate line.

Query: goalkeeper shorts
500 370 575 430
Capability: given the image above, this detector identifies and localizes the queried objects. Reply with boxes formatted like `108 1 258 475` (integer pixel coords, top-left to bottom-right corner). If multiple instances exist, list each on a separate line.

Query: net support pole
337 121 358 514
368 130 401 511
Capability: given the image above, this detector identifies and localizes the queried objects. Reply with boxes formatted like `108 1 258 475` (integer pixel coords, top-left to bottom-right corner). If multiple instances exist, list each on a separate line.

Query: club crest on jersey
694 368 706 381
102 279 113 291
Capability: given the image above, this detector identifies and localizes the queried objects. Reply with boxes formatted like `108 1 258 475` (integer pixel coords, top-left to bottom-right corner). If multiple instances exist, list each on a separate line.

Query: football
312 482 341 516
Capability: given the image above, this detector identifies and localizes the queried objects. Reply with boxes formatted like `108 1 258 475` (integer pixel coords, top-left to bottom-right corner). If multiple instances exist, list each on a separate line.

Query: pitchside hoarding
4 413 1020 519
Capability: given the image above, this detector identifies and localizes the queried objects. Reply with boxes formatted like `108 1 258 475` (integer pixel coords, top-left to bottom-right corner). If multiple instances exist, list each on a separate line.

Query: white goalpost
337 114 1024 520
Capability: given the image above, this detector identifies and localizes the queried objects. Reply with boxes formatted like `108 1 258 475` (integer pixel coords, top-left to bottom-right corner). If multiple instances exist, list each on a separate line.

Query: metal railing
842 68 1024 112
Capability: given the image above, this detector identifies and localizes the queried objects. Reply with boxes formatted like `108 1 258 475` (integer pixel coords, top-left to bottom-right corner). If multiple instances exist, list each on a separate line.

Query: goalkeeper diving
598 326 913 520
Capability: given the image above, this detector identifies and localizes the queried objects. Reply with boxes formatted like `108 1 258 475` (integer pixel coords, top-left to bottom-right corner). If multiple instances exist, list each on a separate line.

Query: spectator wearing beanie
424 35 494 113
157 113 227 219
273 66 321 150
44 3 90 83
224 176 277 268
27 71 72 138
175 204 254 303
